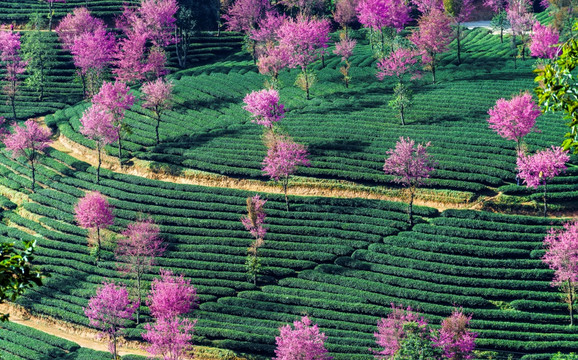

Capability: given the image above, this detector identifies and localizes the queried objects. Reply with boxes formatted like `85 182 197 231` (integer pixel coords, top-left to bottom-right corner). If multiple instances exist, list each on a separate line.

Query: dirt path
50 133 478 211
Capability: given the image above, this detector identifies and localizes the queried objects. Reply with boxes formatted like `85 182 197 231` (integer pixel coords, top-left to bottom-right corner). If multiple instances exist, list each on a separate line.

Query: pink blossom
445 0 474 23
3 120 51 159
356 0 412 32
75 191 114 230
80 104 118 146
543 221 578 287
487 92 541 147
334 0 359 29
334 37 357 63
0 31 27 119
114 33 168 83
432 309 477 359
148 269 199 320
507 0 534 37
84 281 136 359
142 77 173 144
223 0 272 33
484 0 508 12
376 47 421 82
274 316 332 360
243 89 285 129
70 27 116 76
517 146 569 189
257 44 291 81
93 81 135 123
250 11 287 44
138 0 179 47
530 21 560 59
262 137 311 182
241 195 267 240
143 316 196 360
373 304 428 358
384 137 435 187
55 7 106 51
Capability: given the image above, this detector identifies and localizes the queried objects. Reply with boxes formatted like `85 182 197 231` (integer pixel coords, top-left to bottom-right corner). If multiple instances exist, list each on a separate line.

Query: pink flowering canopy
334 37 357 63
250 12 286 45
148 269 199 320
262 137 311 181
74 191 115 230
257 44 291 79
384 137 436 187
0 30 27 119
410 7 453 64
276 15 331 70
142 77 174 112
487 92 541 145
116 217 165 274
223 0 272 33
334 0 359 29
93 81 136 122
70 27 116 76
376 47 421 83
484 0 508 12
243 89 285 129
530 21 560 59
143 316 196 360
517 146 570 189
507 0 534 36
241 195 268 240
55 7 106 51
274 316 332 360
3 120 52 159
543 221 578 287
356 0 412 32
432 309 477 359
373 304 427 358
80 104 119 146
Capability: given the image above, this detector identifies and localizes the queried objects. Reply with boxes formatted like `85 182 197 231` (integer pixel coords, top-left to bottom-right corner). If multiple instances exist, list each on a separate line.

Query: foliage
143 316 197 360
334 0 359 30
142 77 174 144
432 308 477 359
356 0 412 32
148 269 199 320
274 316 332 360
376 47 421 84
388 83 413 126
223 0 271 33
55 7 106 51
334 35 356 87
530 21 560 59
373 304 427 358
84 281 136 359
241 195 267 285
516 146 569 189
243 89 285 129
0 240 43 322
74 191 114 262
21 30 57 101
0 31 27 120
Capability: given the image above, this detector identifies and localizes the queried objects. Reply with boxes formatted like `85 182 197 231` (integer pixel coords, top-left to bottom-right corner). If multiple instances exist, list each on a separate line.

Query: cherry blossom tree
93 81 136 160
241 195 267 285
507 0 534 61
432 308 477 359
516 146 570 216
384 137 436 225
334 0 359 33
243 89 285 129
334 35 357 88
530 21 560 59
262 135 311 211
71 27 116 98
142 77 174 145
224 0 272 63
84 281 136 360
486 0 509 43
376 47 421 125
373 304 427 358
115 217 165 324
79 104 118 184
277 15 331 99
43 0 66 31
281 0 325 16
410 8 453 84
148 269 199 320
74 191 114 262
114 32 168 84
3 120 52 192
0 31 27 120
487 92 541 154
257 43 291 88
543 221 578 325
55 7 106 51
274 316 332 360
356 0 412 56
444 0 474 64
143 316 196 360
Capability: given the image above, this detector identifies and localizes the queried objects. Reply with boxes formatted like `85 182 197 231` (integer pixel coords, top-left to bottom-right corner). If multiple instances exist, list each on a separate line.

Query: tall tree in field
144 269 199 359
21 30 57 101
79 104 119 184
93 81 136 160
84 281 136 360
241 195 267 286
71 27 116 98
507 0 534 61
530 21 560 59
334 35 357 88
334 0 359 34
274 316 331 360
384 137 436 225
175 1 197 68
0 31 27 120
376 47 421 125
262 135 311 211
356 0 412 56
243 88 285 129
485 0 509 43
277 15 331 100
543 221 578 326
3 120 52 192
55 7 106 51
517 146 570 216
431 308 477 359
115 217 165 324
43 0 66 31
443 0 473 64
141 78 174 145
411 7 453 84
75 191 115 262
373 304 427 358
487 92 541 154
257 43 291 88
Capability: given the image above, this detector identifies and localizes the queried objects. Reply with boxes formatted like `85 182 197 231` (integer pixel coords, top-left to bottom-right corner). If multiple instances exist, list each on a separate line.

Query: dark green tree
21 30 57 101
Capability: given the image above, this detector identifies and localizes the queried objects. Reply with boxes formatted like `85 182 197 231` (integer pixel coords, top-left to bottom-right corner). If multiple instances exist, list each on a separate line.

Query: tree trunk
322 54 325 68
304 71 310 100
48 2 53 31
30 159 36 192
400 103 405 126
112 334 117 360
500 26 504 43
456 25 462 64
136 273 141 324
97 142 101 184
543 181 548 217
570 280 575 326
431 57 436 84
283 175 289 212
117 126 123 162
408 188 414 226
80 74 86 98
155 111 161 145
10 94 16 121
